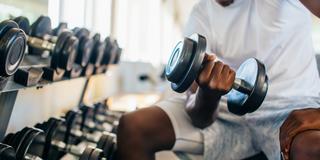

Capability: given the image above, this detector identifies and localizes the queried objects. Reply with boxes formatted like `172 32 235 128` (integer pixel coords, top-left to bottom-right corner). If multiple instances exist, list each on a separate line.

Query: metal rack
0 55 105 141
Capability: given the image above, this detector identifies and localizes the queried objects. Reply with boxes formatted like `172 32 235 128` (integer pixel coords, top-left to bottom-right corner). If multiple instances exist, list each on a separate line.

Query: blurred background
0 0 319 159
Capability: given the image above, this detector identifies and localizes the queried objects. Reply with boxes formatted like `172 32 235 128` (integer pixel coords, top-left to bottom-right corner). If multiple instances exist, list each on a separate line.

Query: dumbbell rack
0 54 112 142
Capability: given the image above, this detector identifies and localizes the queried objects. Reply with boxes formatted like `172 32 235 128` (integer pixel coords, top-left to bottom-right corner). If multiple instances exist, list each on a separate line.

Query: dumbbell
77 105 120 134
52 22 68 37
14 16 78 81
65 110 119 159
165 34 268 115
91 103 122 133
100 38 116 69
0 143 16 160
3 127 105 160
62 109 118 159
0 20 26 88
110 40 122 65
90 33 106 74
36 118 114 160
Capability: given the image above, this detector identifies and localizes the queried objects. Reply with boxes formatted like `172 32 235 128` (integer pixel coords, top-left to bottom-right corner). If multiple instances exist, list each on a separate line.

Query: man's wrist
198 88 222 101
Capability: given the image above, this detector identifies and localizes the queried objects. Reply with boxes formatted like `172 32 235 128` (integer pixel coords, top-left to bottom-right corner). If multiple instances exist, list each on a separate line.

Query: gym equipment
64 27 93 78
16 16 78 81
0 143 16 160
101 38 116 67
0 20 27 76
3 127 105 160
0 20 26 89
165 34 268 115
35 117 113 160
3 127 44 160
12 16 44 86
90 33 106 74
12 16 30 34
52 22 68 37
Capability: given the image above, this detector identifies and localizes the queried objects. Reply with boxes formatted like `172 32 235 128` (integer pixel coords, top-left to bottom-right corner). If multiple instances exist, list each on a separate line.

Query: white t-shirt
183 0 320 98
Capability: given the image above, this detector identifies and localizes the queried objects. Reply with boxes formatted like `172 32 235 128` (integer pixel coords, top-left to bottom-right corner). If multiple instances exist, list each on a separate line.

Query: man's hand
197 54 236 97
280 108 320 160
186 53 235 129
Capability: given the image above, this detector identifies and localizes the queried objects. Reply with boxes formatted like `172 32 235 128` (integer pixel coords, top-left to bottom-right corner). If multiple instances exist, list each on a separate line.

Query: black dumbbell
90 33 106 74
91 103 122 133
15 16 78 80
52 22 68 37
165 34 269 115
36 118 113 160
3 127 105 160
64 109 118 158
110 40 122 65
78 105 120 134
0 143 16 160
2 127 44 160
73 28 94 67
0 20 26 80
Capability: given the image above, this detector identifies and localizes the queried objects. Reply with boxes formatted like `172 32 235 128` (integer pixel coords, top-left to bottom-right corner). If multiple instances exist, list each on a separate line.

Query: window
113 0 182 66
48 0 112 38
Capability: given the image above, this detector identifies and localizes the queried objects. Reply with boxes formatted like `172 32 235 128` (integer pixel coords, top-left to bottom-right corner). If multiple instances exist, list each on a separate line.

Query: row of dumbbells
0 15 122 88
0 102 122 160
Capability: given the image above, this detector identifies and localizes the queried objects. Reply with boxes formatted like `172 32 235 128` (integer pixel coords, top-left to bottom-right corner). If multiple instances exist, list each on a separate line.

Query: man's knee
117 107 175 150
290 130 320 160
118 111 147 146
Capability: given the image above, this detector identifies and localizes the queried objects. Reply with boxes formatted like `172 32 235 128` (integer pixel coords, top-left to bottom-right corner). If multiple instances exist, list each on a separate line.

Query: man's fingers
199 61 215 83
204 53 216 62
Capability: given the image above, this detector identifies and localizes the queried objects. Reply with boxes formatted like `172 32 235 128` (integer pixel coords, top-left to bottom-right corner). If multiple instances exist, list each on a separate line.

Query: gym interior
0 0 319 160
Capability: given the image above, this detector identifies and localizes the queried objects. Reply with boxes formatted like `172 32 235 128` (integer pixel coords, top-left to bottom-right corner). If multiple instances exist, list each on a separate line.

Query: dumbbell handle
51 140 83 157
232 78 252 95
27 36 55 51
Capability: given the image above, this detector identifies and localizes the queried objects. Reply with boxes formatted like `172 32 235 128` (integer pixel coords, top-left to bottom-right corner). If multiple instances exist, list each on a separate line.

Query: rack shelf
0 54 109 140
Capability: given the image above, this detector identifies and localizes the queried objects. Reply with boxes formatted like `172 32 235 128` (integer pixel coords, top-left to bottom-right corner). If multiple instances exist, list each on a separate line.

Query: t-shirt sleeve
183 0 213 52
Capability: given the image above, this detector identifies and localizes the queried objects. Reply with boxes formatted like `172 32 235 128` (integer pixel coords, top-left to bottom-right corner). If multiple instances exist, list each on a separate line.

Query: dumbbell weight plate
0 20 26 77
17 128 43 160
0 143 16 160
79 147 94 160
74 28 90 39
30 16 51 38
96 133 114 157
89 148 104 160
52 22 68 36
227 58 268 115
59 36 78 71
90 41 106 67
166 39 194 82
13 16 30 34
51 31 73 70
170 34 206 93
76 36 94 67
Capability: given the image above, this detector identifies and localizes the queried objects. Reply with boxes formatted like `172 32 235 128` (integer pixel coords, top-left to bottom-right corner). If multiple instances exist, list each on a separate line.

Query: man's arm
185 54 235 129
300 0 320 18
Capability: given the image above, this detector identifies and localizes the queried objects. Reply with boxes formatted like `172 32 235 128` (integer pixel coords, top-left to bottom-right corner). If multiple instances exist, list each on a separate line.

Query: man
117 0 320 160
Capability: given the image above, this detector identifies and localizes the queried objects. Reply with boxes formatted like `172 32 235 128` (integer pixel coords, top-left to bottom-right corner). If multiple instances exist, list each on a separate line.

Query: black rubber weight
13 16 30 34
51 31 72 69
0 20 26 77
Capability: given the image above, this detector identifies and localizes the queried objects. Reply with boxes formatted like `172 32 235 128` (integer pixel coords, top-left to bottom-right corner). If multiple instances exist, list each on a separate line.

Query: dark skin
186 54 235 129
117 1 320 160
280 108 320 160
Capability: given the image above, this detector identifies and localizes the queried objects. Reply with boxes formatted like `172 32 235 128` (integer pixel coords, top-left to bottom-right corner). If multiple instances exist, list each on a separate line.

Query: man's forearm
300 0 320 18
186 89 221 129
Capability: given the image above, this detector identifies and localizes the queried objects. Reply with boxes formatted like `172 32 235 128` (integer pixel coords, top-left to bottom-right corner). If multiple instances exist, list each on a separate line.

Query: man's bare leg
290 130 320 160
117 107 175 160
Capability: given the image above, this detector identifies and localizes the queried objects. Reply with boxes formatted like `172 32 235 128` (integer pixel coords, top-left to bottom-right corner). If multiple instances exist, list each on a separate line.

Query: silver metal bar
232 78 252 95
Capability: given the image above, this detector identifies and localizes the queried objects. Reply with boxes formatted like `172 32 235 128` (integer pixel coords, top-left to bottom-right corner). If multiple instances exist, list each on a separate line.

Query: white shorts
155 95 320 160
